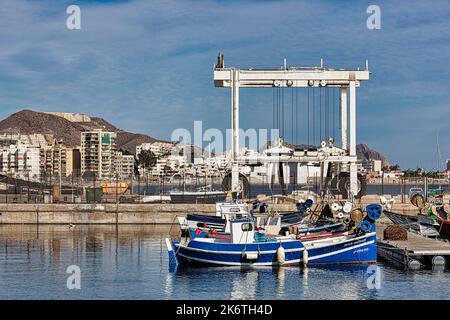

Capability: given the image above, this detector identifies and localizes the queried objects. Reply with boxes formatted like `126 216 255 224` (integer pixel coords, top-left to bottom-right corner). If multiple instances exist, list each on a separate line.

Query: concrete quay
0 200 431 225
0 203 295 224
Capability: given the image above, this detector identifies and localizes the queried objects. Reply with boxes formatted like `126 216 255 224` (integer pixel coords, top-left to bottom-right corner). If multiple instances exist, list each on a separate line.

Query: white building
136 141 175 157
0 143 41 179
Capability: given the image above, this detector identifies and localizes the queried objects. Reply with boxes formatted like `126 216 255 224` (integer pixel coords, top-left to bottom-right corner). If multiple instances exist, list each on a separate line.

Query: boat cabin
230 219 255 244
254 215 281 235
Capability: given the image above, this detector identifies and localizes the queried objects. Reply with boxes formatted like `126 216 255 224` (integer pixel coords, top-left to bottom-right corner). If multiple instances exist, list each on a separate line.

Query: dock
376 223 450 269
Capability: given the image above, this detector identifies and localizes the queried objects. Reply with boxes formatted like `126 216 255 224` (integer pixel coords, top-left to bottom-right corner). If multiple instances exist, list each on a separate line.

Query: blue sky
0 0 449 169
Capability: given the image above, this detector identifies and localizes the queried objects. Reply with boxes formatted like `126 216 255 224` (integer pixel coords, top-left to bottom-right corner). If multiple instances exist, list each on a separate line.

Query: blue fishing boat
168 218 305 266
166 204 382 266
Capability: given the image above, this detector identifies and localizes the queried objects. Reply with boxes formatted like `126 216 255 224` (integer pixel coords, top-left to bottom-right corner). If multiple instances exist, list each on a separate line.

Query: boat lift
213 53 370 199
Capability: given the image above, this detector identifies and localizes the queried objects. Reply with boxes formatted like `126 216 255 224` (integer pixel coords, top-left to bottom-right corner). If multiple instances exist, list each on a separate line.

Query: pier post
349 81 357 196
231 69 240 192
340 86 347 151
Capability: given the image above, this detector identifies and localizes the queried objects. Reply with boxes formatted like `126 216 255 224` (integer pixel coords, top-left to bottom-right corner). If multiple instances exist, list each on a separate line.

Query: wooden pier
376 224 450 269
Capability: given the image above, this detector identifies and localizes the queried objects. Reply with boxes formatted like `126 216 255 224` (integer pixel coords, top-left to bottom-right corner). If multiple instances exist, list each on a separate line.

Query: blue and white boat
177 200 248 233
168 217 304 266
177 199 311 234
166 204 382 267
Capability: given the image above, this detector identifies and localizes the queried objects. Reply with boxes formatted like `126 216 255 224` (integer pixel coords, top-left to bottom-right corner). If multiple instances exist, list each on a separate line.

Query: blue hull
172 232 377 266
174 240 304 266
305 232 377 265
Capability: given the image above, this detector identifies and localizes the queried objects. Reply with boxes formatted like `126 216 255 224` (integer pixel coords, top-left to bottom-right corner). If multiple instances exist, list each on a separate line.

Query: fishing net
383 225 408 241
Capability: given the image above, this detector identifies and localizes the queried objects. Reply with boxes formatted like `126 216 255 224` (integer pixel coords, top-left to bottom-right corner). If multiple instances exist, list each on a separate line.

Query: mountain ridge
0 109 390 165
0 109 159 155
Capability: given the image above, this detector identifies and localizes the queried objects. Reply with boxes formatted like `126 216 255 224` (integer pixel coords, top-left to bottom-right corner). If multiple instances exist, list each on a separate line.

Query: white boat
177 200 248 233
142 195 171 203
169 189 226 204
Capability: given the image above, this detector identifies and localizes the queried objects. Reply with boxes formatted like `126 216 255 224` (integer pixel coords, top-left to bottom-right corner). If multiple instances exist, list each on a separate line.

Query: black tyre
337 173 367 199
221 172 250 198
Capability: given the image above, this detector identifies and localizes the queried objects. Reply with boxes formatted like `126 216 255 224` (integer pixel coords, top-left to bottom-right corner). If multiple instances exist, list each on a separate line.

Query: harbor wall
0 200 434 224
0 203 296 224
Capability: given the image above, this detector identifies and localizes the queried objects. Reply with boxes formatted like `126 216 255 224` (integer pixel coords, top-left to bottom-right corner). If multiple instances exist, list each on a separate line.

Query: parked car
408 187 424 199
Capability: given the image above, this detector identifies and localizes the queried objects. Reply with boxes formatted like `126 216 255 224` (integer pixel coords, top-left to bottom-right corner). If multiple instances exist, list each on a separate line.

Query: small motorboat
408 187 424 199
177 200 248 233
166 204 382 267
177 199 311 234
383 211 440 238
170 186 226 204
428 206 450 239
435 217 450 239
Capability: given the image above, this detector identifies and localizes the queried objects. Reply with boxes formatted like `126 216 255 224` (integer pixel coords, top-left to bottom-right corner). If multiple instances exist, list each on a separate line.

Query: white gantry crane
213 53 370 199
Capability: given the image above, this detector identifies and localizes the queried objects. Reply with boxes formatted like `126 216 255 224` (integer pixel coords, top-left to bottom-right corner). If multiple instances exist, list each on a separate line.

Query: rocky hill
0 109 158 154
356 143 390 167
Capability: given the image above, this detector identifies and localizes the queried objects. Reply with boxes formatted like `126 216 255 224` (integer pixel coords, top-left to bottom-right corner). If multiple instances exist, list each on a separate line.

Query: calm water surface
0 225 449 300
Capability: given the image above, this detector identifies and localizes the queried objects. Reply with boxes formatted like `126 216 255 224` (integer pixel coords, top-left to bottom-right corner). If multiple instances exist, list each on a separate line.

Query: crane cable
291 87 294 144
307 87 310 146
312 88 315 146
319 87 321 143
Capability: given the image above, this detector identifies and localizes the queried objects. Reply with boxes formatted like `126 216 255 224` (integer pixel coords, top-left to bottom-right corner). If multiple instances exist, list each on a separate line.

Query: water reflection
230 268 259 299
277 267 286 298
0 225 449 300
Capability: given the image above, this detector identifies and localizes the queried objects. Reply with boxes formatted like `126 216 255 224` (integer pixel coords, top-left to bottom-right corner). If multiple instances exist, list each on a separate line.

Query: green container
85 187 103 202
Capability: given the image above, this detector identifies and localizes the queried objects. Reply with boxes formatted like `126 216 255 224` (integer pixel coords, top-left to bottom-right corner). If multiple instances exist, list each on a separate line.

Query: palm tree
136 150 157 175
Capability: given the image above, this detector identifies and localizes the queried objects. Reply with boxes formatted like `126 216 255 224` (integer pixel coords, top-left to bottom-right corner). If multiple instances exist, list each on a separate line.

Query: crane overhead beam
214 68 370 88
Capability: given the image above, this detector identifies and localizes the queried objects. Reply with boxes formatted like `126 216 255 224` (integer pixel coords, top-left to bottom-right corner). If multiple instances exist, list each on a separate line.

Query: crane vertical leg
231 69 240 193
340 86 347 151
349 81 357 197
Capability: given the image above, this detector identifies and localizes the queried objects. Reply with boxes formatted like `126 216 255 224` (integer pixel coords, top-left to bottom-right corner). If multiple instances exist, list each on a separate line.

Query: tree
136 150 157 174
382 164 400 172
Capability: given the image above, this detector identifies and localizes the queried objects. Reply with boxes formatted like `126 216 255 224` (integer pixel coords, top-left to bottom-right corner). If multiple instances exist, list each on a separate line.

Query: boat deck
376 223 450 268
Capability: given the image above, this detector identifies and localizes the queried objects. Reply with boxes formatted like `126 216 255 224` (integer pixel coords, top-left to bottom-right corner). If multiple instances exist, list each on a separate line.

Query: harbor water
1 224 449 300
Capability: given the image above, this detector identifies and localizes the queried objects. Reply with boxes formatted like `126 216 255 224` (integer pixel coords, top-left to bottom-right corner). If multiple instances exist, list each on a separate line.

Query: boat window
241 223 253 232
269 217 279 225
259 217 269 225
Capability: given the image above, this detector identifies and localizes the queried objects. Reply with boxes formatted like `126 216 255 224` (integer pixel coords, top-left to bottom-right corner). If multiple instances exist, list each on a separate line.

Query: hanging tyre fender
337 173 367 199
221 171 250 198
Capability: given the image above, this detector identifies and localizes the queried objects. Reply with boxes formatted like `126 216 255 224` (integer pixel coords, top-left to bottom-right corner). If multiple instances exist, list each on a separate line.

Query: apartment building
81 130 117 179
40 144 81 178
136 141 175 157
114 151 134 179
0 143 41 179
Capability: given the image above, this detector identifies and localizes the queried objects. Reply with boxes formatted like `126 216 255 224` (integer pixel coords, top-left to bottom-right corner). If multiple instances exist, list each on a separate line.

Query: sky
0 0 449 170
